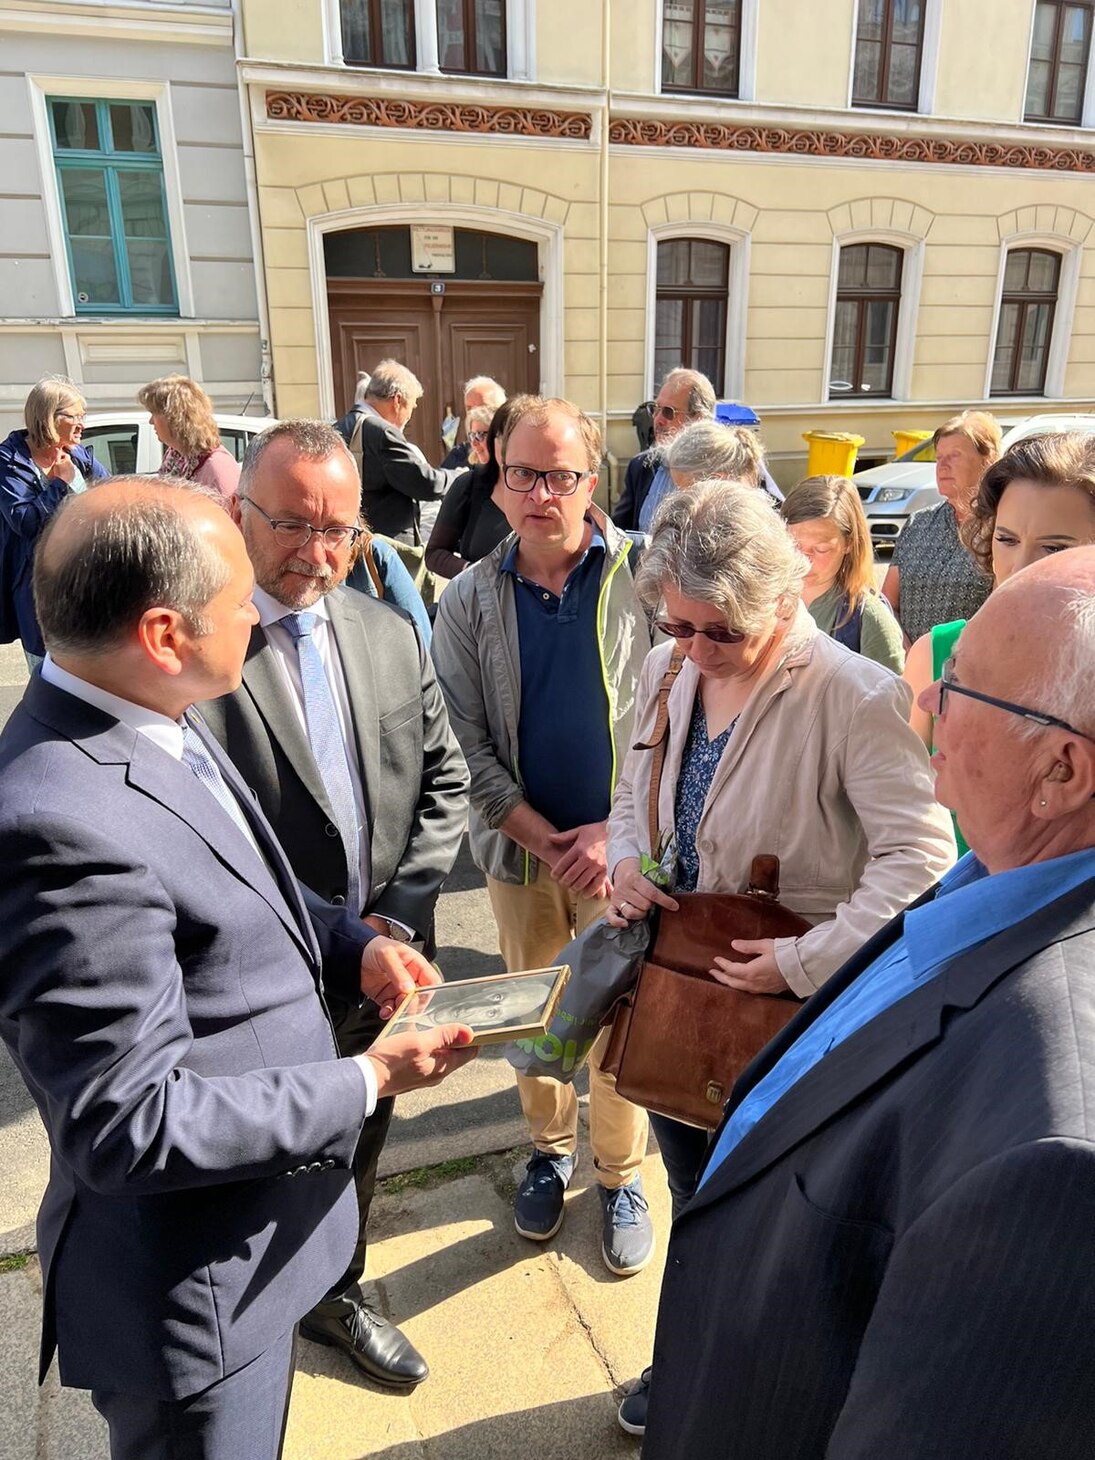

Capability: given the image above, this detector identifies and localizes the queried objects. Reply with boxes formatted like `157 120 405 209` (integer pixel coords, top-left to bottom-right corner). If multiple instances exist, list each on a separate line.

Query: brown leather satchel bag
601 650 811 1129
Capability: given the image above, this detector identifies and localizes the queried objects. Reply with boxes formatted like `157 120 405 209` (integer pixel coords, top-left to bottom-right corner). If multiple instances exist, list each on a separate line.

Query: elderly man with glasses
432 395 658 1275
638 545 1095 1460
612 367 715 532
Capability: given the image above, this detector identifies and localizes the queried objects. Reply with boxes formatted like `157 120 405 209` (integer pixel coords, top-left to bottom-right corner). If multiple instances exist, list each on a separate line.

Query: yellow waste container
892 429 934 460
802 431 865 478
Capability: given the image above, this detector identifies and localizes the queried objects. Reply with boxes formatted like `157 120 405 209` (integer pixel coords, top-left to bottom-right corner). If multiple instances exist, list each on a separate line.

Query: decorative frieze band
264 91 1094 174
608 117 1095 174
266 91 593 140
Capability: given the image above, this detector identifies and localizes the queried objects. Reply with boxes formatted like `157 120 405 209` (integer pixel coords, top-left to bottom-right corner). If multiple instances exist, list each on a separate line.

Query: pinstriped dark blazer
643 874 1095 1460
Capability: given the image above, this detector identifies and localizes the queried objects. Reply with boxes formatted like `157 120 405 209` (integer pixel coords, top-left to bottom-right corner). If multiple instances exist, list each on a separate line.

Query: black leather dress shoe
300 1304 429 1390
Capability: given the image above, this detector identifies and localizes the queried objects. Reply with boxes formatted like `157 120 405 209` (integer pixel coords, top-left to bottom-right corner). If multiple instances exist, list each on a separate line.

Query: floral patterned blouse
673 694 737 892
891 501 991 643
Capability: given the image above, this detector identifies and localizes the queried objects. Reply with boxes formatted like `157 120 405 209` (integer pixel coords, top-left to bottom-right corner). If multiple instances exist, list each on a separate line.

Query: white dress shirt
39 654 378 1113
252 586 374 912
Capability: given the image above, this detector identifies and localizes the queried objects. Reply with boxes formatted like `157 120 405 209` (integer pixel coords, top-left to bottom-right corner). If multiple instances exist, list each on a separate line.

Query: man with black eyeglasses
433 396 659 1276
612 367 715 531
199 420 469 1392
639 546 1095 1460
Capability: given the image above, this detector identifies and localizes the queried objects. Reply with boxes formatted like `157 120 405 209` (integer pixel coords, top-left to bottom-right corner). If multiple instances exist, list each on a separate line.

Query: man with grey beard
199 420 468 1391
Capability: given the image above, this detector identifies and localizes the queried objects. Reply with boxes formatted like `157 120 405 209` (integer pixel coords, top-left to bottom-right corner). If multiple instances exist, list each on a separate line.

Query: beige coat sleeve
773 673 957 996
606 646 666 878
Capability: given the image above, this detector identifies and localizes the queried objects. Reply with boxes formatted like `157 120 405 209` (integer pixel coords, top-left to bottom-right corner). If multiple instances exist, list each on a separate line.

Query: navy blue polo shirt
501 525 614 833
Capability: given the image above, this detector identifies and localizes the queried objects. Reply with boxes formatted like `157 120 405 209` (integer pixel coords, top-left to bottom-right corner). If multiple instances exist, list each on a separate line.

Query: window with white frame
341 0 510 74
1025 1 1093 123
661 1 741 97
990 248 1062 396
852 0 925 110
654 238 730 395
829 243 903 399
47 96 177 315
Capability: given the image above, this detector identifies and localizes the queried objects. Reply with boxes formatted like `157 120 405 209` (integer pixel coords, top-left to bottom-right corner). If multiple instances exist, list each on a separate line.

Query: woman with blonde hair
0 375 107 667
137 374 240 500
780 475 904 672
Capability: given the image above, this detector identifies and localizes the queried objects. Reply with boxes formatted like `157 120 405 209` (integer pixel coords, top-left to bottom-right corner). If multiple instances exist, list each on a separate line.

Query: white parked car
79 411 278 477
854 412 1095 548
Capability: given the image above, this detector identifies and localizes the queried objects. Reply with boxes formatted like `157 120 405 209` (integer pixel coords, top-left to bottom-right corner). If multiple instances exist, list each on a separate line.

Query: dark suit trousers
309 996 393 1319
92 1329 297 1459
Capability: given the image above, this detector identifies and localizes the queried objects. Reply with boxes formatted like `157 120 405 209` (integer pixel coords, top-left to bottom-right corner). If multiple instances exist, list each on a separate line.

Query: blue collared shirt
638 465 674 532
501 524 613 832
698 847 1095 1189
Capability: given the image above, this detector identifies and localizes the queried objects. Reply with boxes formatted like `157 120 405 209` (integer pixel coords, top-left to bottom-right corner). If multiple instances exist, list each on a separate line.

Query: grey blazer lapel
239 624 333 819
326 591 378 833
687 878 1095 1216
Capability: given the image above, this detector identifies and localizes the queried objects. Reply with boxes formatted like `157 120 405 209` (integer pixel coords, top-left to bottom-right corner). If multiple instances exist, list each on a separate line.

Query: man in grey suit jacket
634 548 1095 1458
355 360 461 543
0 478 476 1458
201 420 468 1390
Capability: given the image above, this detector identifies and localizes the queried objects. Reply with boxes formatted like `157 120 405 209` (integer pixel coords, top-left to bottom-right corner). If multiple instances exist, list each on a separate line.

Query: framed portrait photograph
378 966 571 1048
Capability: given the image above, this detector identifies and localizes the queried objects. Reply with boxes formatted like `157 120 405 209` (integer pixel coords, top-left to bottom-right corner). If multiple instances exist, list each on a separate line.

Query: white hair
637 479 809 636
1019 587 1095 738
667 419 764 487
353 370 371 405
463 376 506 409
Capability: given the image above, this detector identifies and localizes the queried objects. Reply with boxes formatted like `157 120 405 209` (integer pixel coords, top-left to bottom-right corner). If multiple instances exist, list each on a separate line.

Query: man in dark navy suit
0 478 476 1458
633 548 1095 1458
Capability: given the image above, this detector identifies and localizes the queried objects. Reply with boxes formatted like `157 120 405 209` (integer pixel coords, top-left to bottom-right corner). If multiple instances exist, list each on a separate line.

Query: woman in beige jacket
609 480 955 1437
606 482 955 1205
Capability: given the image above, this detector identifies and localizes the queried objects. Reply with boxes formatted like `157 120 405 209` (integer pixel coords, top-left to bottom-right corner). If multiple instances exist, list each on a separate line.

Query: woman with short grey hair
610 479 954 1174
608 479 955 1433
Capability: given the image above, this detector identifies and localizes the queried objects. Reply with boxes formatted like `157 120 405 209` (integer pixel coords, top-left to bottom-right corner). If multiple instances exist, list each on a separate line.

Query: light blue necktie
281 612 362 913
181 721 254 843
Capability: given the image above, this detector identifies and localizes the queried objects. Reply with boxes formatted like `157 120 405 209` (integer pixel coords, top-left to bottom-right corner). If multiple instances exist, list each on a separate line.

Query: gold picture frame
378 965 571 1048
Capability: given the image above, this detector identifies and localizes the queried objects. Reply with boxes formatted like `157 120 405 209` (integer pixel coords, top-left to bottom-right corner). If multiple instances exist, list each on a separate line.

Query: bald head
35 476 234 656
976 544 1095 736
927 545 1095 873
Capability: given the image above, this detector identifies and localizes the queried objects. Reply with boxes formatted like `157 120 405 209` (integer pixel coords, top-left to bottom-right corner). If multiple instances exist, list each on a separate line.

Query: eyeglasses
643 401 684 423
55 411 85 423
242 498 363 550
468 430 489 444
503 465 590 497
655 620 746 645
939 656 1094 740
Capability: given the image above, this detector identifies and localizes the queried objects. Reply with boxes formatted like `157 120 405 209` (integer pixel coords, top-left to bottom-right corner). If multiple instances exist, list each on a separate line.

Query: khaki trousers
487 867 648 1190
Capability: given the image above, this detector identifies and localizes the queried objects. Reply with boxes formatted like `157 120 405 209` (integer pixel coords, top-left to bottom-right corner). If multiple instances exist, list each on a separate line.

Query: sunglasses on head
655 619 746 644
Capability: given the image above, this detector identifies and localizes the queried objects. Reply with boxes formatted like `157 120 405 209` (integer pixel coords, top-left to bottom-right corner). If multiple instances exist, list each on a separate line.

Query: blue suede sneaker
599 1174 654 1275
514 1151 576 1240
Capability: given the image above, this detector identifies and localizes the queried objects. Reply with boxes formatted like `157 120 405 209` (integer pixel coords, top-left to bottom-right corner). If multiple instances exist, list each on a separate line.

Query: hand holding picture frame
377 966 571 1048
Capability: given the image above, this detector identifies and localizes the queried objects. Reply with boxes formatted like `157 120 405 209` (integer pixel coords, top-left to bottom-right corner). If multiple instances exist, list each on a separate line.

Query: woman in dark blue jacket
0 376 108 667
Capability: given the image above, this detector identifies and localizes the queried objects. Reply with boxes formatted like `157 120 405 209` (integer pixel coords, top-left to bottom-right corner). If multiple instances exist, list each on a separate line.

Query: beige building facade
239 0 1095 486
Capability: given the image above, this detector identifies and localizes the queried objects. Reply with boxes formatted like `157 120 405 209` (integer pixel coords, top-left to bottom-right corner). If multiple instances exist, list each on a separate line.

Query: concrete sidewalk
0 1122 668 1459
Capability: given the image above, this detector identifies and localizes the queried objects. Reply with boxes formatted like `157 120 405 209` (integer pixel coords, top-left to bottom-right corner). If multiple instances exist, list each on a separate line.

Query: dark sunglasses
655 619 746 645
939 656 1094 740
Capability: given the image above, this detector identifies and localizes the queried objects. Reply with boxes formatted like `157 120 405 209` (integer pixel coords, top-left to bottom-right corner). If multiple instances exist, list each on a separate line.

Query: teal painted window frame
47 96 179 316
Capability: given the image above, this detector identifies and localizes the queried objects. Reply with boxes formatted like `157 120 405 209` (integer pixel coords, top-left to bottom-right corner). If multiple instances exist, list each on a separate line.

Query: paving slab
0 1266 43 1460
285 1126 668 1459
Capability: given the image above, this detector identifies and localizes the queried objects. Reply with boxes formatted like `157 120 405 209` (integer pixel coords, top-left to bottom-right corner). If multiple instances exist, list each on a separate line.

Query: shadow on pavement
361 1393 639 1459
